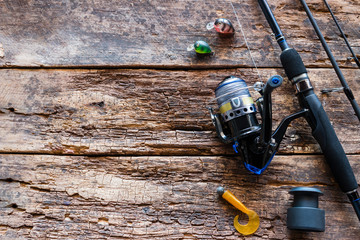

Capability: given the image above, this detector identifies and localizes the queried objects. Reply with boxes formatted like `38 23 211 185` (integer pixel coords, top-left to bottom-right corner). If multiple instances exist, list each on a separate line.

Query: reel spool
215 76 261 140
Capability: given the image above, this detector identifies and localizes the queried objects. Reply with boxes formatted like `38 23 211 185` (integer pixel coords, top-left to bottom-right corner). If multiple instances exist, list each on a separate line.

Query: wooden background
0 0 359 239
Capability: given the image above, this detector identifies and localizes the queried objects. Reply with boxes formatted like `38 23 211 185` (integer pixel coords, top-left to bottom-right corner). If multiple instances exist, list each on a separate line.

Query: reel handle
259 75 283 145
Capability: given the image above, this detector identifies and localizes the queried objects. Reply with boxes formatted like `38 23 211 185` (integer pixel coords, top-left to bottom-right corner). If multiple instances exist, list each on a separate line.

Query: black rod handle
280 48 358 194
280 47 360 221
258 0 360 221
304 91 358 193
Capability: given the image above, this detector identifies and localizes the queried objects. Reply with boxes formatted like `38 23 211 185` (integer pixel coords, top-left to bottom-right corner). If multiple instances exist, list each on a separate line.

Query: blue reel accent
271 77 280 84
232 141 239 153
243 151 277 175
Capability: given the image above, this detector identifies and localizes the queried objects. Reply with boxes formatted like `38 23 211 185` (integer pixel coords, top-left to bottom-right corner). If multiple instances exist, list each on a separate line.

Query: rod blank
299 0 360 122
322 0 360 69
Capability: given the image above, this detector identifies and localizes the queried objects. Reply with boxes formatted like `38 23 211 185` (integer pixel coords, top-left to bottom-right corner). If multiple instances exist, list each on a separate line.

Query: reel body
210 76 307 174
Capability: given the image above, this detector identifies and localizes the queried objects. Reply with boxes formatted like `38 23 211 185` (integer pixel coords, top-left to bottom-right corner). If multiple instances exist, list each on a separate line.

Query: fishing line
228 0 263 83
208 82 264 103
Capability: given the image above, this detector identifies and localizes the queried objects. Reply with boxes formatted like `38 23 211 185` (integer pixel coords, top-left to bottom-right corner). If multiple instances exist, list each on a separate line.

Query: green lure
194 40 212 54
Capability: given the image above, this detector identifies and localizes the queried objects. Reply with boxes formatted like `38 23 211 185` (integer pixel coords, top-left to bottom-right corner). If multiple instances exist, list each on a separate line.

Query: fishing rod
257 0 360 221
298 0 360 122
322 0 360 69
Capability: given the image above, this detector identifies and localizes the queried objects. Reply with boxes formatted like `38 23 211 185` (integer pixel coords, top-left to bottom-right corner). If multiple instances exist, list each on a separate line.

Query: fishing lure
187 40 212 54
207 18 235 35
217 187 260 235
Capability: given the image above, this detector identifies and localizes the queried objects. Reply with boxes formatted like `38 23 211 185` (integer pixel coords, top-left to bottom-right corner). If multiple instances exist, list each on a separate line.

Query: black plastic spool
287 187 325 232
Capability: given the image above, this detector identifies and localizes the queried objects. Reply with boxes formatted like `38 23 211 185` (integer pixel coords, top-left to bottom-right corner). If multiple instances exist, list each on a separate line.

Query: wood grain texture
0 0 359 239
0 0 359 68
0 154 359 239
0 68 359 155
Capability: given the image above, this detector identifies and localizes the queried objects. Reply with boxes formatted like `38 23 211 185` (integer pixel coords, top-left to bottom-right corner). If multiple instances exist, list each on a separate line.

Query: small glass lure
207 18 235 35
187 40 212 54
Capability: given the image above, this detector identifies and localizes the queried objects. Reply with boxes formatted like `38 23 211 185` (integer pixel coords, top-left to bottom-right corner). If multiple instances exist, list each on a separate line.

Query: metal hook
217 187 260 235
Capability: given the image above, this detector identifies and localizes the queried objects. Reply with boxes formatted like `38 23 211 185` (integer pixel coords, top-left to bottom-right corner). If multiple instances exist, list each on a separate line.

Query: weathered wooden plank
0 0 358 67
0 68 359 155
0 154 359 239
0 1 358 239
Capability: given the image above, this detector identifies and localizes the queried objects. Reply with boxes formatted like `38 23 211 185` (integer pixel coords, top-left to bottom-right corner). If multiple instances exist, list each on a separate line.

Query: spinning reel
209 76 308 174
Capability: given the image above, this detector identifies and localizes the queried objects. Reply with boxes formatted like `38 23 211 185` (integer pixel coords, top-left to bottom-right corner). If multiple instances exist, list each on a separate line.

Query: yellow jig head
217 186 260 235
